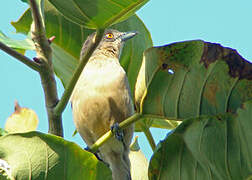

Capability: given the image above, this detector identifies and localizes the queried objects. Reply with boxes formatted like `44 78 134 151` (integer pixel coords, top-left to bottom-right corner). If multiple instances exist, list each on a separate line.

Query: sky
0 0 252 160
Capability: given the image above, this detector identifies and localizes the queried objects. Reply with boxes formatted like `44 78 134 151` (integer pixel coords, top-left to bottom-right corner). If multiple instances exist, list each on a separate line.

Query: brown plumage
71 29 137 180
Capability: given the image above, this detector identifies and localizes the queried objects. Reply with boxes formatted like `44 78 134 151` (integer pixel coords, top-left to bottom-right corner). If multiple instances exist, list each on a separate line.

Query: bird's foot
111 122 124 142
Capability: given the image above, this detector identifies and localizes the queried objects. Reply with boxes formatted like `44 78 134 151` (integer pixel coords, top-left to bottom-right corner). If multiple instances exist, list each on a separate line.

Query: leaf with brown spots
135 40 252 120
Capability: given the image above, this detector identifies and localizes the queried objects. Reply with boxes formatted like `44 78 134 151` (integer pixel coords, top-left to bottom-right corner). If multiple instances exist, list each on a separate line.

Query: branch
89 113 142 153
29 0 62 136
0 42 40 72
54 29 105 116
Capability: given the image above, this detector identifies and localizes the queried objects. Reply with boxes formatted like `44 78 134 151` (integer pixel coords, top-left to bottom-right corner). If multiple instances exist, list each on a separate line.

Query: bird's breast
76 58 127 92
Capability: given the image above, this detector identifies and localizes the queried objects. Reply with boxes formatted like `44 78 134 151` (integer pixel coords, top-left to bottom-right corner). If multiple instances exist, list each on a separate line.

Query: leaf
129 136 149 180
12 0 153 131
149 100 252 180
0 131 112 180
0 159 13 180
112 16 153 100
5 101 39 133
48 0 149 29
0 30 34 52
72 129 78 137
134 117 180 132
0 129 8 137
135 41 252 119
12 1 152 98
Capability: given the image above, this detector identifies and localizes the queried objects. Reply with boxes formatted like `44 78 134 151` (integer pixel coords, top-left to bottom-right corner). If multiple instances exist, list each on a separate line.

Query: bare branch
0 42 40 72
29 0 63 136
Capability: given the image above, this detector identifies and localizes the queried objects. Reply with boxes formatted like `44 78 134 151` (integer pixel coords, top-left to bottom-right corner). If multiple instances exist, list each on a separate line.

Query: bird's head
81 29 138 60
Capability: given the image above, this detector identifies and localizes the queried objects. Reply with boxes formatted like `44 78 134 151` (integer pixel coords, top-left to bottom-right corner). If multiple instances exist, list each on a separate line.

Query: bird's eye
105 33 114 39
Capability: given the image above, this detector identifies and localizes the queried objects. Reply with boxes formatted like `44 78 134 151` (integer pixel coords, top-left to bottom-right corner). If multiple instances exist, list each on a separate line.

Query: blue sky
0 0 252 160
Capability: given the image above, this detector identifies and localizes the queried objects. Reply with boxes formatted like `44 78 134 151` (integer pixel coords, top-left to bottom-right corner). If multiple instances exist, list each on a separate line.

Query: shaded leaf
112 16 153 99
0 131 112 180
48 0 149 29
135 117 180 132
12 1 152 95
135 41 252 120
12 0 153 131
149 100 252 180
129 136 148 180
5 101 39 133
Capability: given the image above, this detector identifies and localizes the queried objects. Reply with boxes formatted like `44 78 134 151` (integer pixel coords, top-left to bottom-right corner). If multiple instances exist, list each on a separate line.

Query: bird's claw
111 122 124 142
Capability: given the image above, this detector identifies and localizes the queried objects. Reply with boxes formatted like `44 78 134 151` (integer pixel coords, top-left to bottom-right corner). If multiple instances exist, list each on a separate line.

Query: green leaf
48 0 149 29
112 16 153 100
11 8 32 34
135 41 252 119
5 101 39 133
134 117 180 132
72 129 78 137
12 1 152 98
0 30 34 52
0 129 8 137
0 131 112 180
149 100 252 180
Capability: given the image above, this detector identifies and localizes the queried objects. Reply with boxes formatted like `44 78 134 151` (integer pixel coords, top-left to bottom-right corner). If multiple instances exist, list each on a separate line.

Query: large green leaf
11 0 156 130
0 131 112 180
135 41 252 119
12 1 152 93
149 100 252 180
48 0 149 29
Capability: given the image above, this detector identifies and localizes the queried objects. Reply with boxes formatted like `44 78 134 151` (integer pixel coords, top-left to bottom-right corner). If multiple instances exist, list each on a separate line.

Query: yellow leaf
129 136 149 180
5 101 39 133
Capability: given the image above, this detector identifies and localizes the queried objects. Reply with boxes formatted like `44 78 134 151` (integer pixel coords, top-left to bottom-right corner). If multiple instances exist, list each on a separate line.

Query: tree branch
54 29 105 116
89 113 142 153
0 42 40 72
29 0 63 136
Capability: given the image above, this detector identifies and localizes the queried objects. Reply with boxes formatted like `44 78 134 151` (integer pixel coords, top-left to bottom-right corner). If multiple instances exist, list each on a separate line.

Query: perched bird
70 29 137 180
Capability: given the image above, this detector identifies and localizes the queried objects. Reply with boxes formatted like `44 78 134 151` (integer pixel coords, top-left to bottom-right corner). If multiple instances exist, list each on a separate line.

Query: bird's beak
120 31 138 41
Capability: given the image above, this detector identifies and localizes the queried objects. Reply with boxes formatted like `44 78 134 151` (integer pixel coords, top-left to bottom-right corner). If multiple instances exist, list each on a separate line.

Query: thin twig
54 29 105 116
29 0 62 136
0 42 40 72
90 113 142 153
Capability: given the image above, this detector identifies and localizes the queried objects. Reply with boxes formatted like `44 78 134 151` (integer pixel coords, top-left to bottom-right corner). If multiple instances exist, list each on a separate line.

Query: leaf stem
0 41 40 72
90 113 142 153
141 124 156 151
142 114 182 121
54 29 105 116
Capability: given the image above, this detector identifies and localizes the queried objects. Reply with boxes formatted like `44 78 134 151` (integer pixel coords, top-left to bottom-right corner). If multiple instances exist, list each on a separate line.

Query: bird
70 29 137 180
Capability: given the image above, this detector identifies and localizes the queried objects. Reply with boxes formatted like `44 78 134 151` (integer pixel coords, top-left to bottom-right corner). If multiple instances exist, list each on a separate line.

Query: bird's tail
99 140 132 180
105 150 131 180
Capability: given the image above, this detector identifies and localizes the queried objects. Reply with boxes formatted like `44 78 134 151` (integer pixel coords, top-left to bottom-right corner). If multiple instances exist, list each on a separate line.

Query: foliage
0 0 251 179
